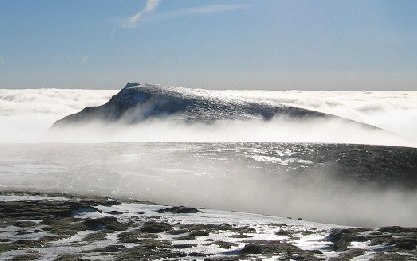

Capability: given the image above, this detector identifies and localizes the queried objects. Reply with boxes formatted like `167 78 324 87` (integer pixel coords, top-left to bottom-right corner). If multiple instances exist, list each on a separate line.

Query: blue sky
0 0 416 90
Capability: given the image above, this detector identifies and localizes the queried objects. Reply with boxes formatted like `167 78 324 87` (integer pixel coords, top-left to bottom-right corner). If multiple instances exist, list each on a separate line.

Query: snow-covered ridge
52 82 372 127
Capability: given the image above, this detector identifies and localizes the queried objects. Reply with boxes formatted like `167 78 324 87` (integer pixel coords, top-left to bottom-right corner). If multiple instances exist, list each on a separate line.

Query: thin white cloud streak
121 3 248 28
165 4 249 16
123 0 161 28
147 4 249 23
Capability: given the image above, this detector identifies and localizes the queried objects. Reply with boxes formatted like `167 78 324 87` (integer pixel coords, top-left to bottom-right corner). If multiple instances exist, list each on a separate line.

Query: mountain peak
51 82 378 129
123 82 141 89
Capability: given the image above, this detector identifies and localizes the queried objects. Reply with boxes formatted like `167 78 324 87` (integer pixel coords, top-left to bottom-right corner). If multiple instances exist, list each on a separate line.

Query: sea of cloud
0 88 416 146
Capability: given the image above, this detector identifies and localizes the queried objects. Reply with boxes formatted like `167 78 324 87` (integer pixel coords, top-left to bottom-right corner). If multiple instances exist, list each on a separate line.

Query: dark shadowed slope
52 83 378 128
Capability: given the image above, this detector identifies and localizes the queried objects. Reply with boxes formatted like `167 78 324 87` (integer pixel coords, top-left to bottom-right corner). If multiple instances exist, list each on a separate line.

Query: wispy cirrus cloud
120 1 248 29
122 0 161 28
166 4 248 16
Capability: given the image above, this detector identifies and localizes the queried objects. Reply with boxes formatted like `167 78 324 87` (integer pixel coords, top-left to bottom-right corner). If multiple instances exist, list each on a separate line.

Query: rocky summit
52 83 376 128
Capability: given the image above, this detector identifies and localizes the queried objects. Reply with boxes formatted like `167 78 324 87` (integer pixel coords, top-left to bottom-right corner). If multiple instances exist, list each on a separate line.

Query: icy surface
1 194 415 260
0 194 340 260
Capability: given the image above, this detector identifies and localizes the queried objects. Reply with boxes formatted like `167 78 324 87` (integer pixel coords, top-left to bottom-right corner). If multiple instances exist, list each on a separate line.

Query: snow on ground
1 193 415 260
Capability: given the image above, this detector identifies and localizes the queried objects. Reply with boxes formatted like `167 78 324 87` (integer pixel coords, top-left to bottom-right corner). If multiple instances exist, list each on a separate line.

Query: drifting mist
1 142 416 227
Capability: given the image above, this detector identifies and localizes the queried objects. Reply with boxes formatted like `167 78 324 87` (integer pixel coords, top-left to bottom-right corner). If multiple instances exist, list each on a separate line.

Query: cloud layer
0 88 416 146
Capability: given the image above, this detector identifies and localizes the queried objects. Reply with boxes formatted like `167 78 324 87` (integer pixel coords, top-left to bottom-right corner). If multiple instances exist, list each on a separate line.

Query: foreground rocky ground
0 192 416 260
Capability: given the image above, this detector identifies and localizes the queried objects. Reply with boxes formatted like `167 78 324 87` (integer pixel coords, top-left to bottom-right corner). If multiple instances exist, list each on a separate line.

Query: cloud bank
0 88 416 146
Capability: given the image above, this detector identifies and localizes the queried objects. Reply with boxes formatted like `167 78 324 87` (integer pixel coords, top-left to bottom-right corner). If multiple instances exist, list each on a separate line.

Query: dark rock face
328 227 417 253
140 221 173 233
157 206 200 214
240 240 321 260
52 83 372 127
240 243 262 254
84 216 129 231
328 228 370 251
